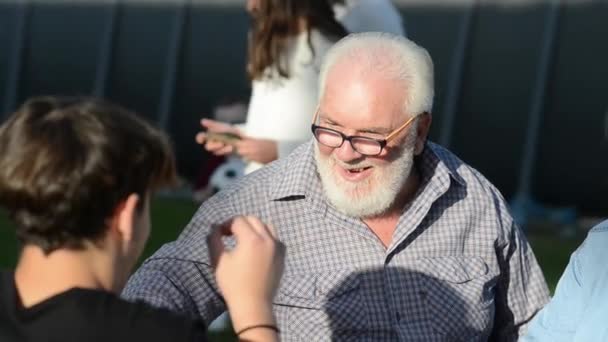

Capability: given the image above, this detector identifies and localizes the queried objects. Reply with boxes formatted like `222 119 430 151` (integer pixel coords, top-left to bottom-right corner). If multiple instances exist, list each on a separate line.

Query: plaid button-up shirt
123 141 550 341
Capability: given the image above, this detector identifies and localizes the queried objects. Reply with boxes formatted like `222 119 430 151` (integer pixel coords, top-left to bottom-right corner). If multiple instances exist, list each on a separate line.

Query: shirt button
395 311 401 322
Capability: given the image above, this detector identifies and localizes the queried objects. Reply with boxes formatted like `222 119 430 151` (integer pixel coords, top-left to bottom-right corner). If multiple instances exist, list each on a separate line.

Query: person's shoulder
0 270 12 292
427 142 514 224
588 220 608 234
200 141 315 217
580 220 608 256
426 142 464 169
78 290 206 342
206 151 291 202
427 142 497 192
228 142 313 194
0 270 14 320
0 270 15 309
119 300 207 342
568 220 608 285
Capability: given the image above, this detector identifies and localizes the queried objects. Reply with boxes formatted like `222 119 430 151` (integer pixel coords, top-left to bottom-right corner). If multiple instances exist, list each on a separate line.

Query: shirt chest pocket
273 271 367 341
413 256 495 340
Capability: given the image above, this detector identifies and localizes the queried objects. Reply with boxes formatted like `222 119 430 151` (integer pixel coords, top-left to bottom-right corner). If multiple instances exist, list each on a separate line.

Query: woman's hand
195 118 243 156
234 138 278 164
196 118 279 164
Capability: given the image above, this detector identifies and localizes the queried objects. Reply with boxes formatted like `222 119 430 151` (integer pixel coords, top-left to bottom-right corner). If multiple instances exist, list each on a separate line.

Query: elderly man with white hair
123 33 549 341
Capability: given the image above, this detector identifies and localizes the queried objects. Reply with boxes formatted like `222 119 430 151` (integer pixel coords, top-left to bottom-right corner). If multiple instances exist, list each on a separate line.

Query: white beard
314 136 417 219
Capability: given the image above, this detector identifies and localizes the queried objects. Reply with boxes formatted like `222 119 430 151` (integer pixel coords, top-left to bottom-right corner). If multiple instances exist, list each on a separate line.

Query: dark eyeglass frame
310 108 420 156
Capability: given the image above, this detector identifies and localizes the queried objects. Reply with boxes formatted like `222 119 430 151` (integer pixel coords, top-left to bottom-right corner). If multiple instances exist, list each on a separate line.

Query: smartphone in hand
206 132 242 145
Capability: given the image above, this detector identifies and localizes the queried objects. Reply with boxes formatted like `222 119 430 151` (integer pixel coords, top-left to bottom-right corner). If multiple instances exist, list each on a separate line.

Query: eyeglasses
310 109 420 156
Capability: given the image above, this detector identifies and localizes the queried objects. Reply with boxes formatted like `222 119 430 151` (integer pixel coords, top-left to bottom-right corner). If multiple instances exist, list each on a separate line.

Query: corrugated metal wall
1 0 606 214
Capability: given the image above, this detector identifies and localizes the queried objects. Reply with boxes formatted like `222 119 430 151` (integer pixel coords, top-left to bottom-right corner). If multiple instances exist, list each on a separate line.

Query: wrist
237 324 279 342
227 299 276 333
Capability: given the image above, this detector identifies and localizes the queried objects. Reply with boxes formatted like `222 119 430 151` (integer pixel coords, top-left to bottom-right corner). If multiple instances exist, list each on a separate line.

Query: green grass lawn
528 234 582 293
0 197 588 341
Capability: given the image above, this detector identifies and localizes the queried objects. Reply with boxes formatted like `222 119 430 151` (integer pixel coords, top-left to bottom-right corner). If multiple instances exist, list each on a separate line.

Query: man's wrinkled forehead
319 75 409 128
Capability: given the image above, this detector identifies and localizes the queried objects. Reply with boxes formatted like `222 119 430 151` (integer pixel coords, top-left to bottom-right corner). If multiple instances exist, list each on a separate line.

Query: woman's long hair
247 0 348 80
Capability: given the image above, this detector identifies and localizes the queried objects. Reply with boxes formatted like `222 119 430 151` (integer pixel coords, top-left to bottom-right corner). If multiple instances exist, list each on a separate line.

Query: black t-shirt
0 271 207 342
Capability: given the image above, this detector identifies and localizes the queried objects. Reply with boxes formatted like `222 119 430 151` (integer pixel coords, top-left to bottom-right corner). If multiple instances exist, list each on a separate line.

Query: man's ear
415 112 432 155
111 193 140 243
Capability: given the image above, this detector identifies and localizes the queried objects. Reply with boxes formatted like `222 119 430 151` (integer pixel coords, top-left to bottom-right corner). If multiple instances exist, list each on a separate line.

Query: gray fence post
2 0 30 118
510 0 570 229
158 0 189 131
438 0 477 148
93 0 120 98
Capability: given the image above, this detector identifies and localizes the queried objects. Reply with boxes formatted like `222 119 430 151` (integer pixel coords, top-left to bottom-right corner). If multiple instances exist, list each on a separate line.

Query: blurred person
521 221 608 341
330 0 405 35
196 0 348 175
0 97 283 342
520 118 608 341
196 0 404 198
126 33 550 340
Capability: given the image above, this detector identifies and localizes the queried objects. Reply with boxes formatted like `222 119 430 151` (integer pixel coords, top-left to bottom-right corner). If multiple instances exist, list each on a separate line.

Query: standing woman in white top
197 0 348 174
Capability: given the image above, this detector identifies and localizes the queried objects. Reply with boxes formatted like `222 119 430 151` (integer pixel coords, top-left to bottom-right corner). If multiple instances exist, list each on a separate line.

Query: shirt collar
270 140 321 201
420 142 466 187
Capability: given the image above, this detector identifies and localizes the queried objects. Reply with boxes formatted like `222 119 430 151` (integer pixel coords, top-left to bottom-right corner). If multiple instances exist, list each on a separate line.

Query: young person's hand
207 216 284 339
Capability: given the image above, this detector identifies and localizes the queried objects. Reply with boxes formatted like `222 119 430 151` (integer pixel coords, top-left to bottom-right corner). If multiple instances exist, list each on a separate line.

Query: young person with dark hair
0 97 283 342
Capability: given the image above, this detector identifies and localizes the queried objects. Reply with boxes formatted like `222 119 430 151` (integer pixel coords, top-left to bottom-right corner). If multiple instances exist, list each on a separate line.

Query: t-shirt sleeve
123 300 210 342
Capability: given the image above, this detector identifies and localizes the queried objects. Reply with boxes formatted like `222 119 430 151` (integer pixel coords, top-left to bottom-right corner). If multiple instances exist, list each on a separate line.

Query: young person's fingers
242 216 276 240
206 226 226 269
223 216 263 241
265 223 278 240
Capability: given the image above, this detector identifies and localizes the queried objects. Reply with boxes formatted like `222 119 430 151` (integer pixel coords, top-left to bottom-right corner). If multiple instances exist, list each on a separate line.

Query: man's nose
334 140 363 162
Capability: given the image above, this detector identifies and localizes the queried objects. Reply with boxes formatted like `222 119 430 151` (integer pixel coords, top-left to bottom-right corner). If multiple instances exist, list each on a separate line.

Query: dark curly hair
0 96 177 254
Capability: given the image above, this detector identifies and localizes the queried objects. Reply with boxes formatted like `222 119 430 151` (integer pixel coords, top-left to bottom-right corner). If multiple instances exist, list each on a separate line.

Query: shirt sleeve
122 192 237 326
134 303 211 342
491 220 551 341
520 248 584 341
277 140 308 159
521 223 608 341
122 254 224 325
